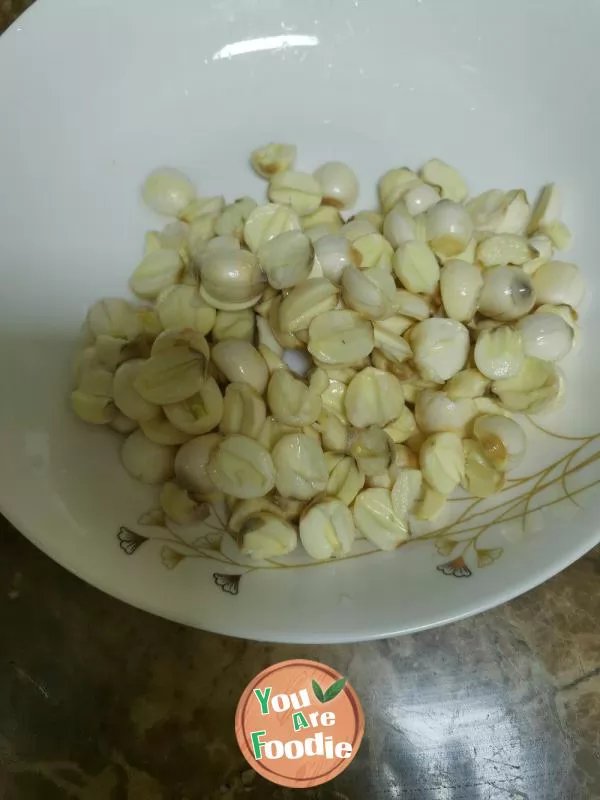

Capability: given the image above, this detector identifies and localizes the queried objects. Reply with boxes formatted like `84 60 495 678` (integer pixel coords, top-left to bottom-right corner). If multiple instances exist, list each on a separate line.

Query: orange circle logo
235 659 364 788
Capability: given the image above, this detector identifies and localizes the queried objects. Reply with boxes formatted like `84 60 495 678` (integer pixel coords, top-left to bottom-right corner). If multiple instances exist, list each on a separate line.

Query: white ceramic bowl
0 0 597 643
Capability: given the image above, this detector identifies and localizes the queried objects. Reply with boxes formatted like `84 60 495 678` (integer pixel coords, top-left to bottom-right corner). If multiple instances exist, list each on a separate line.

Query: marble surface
1 3 600 798
1 519 599 799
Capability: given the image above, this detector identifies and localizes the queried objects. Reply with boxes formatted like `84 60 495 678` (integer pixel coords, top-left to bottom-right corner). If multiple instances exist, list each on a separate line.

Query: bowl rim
4 497 597 643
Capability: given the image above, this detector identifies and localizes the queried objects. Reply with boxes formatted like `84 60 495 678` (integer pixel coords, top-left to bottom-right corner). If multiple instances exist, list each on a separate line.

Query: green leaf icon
323 677 347 702
312 679 325 703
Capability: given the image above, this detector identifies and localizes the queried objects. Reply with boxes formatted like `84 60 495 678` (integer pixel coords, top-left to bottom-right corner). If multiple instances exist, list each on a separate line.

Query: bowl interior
0 0 598 641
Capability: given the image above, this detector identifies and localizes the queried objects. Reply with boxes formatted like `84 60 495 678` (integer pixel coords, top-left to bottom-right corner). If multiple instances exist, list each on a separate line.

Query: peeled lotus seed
71 392 117 425
476 234 533 267
151 328 210 358
345 367 404 428
445 369 489 400
540 220 571 251
350 210 383 231
474 326 525 380
383 202 423 248
256 316 283 356
318 376 347 423
426 200 473 257
130 250 183 300
391 468 423 518
175 433 222 495
160 481 204 524
373 318 413 365
250 143 297 178
320 366 357 385
326 456 365 505
258 230 313 290
299 499 356 559
239 512 298 560
268 170 322 216
110 413 138 435
140 412 192 445
351 231 393 270
313 161 359 210
212 309 255 343
308 310 374 366
87 299 142 341
413 486 448 521
267 369 321 428
134 346 207 405
378 168 421 213
411 318 469 383
257 416 296 451
439 237 477 265
439 259 483 322
393 241 440 295
461 440 505 498
353 488 409 551
528 232 554 262
76 355 114 398
212 340 269 394
163 376 224 435
302 205 344 231
314 410 348 452
420 432 465 495
202 234 242 255
478 266 535 322
493 190 531 236
259 344 286 375
113 359 159 422
466 189 506 230
384 406 418 444
491 358 565 414
243 202 301 253
121 430 176 484
420 159 468 203
136 307 162 337
199 248 266 310
531 261 585 307
350 426 392 476
178 195 224 224
527 183 561 236
415 389 476 435
159 223 188 267
341 264 397 320
188 212 220 254
94 334 150 371
208 435 276 499
156 285 216 335
220 382 267 439
142 167 196 216
394 291 431 321
404 182 441 216
341 218 377 242
272 433 328 500
265 295 304 351
279 278 339 333
473 414 526 472
516 313 574 361
214 197 257 240
312 235 362 284
228 498 285 533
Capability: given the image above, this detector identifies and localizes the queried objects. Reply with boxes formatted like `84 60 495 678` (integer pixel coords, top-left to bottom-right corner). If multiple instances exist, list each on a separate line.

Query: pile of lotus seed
71 144 584 561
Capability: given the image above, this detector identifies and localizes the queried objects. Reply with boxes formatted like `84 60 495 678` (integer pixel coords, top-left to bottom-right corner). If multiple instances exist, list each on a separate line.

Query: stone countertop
1 2 600 798
1 520 600 799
